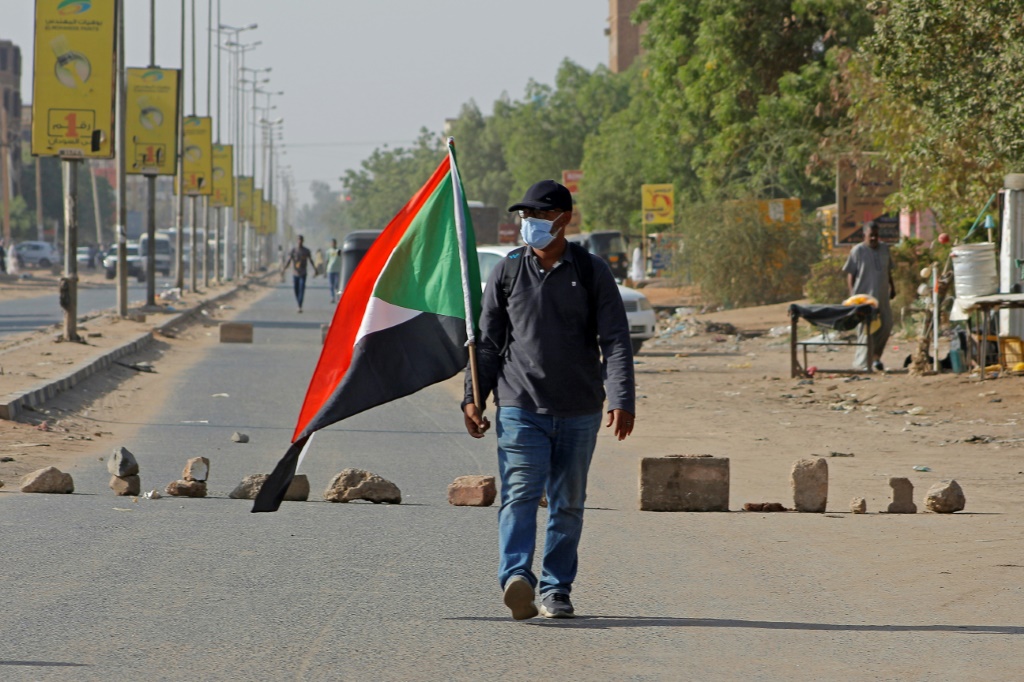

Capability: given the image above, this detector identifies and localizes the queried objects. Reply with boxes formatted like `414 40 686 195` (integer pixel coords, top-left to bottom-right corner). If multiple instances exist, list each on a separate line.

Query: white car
476 244 656 354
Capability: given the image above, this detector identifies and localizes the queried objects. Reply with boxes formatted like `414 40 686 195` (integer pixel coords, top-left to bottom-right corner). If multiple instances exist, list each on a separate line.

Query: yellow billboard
182 115 213 195
31 0 118 158
642 184 674 225
264 197 276 235
251 188 264 230
125 67 180 175
237 176 253 221
210 144 234 207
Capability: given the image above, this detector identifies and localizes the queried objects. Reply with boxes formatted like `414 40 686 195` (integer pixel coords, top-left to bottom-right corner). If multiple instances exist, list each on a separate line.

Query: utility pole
190 0 198 294
35 155 44 241
175 0 186 290
0 87 10 249
62 159 80 341
144 0 158 307
115 0 128 317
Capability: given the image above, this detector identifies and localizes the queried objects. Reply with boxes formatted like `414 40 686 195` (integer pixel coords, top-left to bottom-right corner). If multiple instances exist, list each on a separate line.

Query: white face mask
520 213 563 249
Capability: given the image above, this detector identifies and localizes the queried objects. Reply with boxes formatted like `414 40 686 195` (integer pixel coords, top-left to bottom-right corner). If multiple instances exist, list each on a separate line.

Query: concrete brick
639 455 730 512
448 475 497 507
219 322 253 343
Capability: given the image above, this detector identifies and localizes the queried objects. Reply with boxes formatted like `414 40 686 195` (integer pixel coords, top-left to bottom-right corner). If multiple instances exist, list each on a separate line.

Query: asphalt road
1 278 1022 681
0 274 175 337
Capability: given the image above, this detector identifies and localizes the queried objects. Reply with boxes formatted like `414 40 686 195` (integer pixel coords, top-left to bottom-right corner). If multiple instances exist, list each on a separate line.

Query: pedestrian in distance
843 220 896 371
282 235 314 313
462 179 636 621
325 238 342 303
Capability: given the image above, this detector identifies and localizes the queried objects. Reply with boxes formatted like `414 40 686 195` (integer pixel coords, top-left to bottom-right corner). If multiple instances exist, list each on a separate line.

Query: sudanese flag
253 139 481 512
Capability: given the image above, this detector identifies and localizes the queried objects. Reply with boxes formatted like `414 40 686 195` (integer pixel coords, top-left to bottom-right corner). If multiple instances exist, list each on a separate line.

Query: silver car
476 244 657 354
14 241 60 268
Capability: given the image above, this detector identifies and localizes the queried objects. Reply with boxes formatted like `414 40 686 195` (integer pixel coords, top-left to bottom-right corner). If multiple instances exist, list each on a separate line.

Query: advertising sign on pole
642 184 674 225
31 0 118 158
836 154 899 244
182 115 213 195
251 188 264 230
237 175 253 221
210 144 234 207
125 67 180 175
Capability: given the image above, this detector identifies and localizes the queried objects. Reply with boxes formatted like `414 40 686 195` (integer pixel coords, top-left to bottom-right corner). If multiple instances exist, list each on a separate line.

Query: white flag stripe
448 138 476 345
354 296 422 345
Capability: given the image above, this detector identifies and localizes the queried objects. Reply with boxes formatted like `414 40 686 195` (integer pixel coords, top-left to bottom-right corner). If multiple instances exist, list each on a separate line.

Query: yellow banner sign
270 203 278 235
251 188 264 229
182 115 213 195
210 144 234 207
31 0 118 158
642 184 674 225
261 199 272 235
125 67 180 175
237 176 253 221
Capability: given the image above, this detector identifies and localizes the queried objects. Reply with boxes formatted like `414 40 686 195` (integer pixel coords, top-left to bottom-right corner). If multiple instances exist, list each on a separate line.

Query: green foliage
635 0 874 205
677 198 823 307
491 60 633 203
804 255 848 303
17 157 114 244
341 128 445 231
445 101 513 209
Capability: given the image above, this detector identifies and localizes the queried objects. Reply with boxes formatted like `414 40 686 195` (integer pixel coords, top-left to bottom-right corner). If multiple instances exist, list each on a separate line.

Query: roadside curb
0 275 269 421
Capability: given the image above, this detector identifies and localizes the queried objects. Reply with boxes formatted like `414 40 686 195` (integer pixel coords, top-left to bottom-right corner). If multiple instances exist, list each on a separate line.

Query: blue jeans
328 272 341 301
293 274 307 308
496 406 602 596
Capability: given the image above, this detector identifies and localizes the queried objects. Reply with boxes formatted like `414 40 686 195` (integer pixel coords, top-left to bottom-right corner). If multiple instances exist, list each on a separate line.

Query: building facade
608 0 645 73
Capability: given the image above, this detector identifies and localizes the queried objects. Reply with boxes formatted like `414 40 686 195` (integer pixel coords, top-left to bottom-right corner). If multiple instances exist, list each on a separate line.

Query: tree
341 128 446 232
835 0 1024 226
635 0 874 204
491 60 633 203
445 101 513 209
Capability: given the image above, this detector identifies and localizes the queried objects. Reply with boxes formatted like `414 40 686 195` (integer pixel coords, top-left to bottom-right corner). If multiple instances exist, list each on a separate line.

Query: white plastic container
951 243 998 297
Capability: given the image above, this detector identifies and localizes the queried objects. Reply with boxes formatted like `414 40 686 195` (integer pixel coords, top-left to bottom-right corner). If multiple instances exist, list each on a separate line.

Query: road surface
1 277 1021 681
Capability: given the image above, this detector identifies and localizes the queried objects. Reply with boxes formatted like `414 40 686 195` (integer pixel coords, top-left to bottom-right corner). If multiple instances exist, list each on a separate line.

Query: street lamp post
215 18 256 281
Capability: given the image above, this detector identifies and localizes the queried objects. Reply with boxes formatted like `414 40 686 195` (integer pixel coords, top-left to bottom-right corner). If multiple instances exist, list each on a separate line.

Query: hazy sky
6 1 611 205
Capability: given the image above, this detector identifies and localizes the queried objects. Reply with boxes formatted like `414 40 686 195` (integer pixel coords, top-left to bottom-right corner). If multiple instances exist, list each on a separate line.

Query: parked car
138 232 174 277
476 245 656 354
14 241 60 268
103 243 145 281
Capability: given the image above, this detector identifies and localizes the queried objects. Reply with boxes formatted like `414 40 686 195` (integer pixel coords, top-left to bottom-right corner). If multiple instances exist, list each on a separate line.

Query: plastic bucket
951 243 998 297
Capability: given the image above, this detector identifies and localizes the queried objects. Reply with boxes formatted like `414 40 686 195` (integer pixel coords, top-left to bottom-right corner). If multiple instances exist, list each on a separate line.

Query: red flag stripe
292 156 452 441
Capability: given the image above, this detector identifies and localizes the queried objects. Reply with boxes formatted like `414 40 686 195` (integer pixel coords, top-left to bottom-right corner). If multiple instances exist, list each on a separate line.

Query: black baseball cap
508 180 573 212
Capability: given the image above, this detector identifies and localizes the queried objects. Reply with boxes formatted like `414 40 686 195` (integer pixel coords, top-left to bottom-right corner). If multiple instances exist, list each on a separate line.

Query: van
138 232 174 276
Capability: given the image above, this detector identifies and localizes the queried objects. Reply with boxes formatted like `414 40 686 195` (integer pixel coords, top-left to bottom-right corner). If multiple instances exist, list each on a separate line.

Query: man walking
282 235 313 313
463 180 635 620
325 238 342 303
843 220 896 370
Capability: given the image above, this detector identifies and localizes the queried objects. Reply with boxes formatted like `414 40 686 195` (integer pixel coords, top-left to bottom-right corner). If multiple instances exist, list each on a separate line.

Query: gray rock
924 480 966 513
109 475 141 496
182 456 210 482
850 497 867 514
790 458 828 512
107 446 140 477
639 455 730 512
229 473 309 501
323 468 401 504
231 432 249 444
20 466 74 494
887 477 917 514
165 479 207 498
